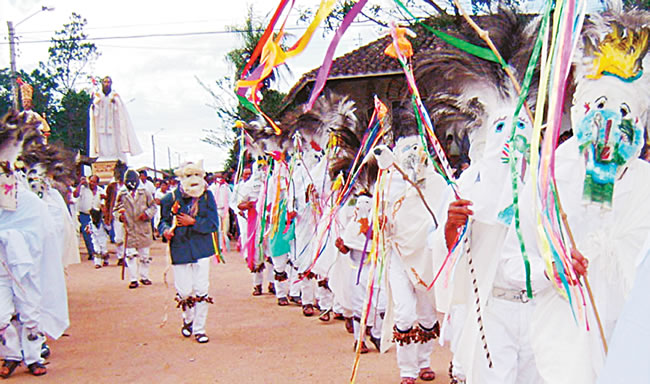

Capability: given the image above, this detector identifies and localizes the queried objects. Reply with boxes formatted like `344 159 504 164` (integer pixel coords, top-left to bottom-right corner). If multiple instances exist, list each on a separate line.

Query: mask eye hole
516 120 526 130
595 96 607 109
495 122 505 133
620 103 630 118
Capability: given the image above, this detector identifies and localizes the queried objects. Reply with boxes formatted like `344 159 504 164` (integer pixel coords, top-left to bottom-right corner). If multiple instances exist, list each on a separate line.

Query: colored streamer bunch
530 0 588 322
235 0 337 134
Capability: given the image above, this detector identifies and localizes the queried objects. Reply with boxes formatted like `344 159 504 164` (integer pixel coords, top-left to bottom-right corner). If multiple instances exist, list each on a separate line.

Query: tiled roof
282 21 447 107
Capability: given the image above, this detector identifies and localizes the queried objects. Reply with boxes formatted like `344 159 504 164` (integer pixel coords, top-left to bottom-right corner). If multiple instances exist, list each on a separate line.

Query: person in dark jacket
159 160 219 344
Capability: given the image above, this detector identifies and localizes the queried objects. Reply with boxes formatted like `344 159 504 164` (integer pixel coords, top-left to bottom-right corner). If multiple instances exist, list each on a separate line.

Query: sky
0 0 387 172
0 0 607 173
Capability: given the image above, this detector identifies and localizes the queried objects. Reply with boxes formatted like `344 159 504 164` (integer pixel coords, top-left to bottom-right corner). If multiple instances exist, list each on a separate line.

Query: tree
44 12 99 94
200 6 288 172
41 12 100 155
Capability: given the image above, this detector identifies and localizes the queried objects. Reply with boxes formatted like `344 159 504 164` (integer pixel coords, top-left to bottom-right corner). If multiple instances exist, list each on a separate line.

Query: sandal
267 282 276 294
400 378 416 384
302 304 314 317
419 367 436 381
252 285 262 296
0 360 20 379
181 322 193 338
277 297 289 306
28 362 47 376
344 317 354 334
195 333 209 344
353 341 369 354
128 281 138 289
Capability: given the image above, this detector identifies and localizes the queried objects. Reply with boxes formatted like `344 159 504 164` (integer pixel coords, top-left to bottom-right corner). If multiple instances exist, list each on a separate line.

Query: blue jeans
78 212 95 257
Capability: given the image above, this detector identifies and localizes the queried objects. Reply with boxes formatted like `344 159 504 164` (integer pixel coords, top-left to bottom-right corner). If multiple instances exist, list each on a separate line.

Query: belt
492 287 534 303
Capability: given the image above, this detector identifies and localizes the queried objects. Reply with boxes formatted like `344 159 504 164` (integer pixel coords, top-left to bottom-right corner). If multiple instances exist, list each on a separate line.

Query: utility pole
7 21 18 109
6 7 55 110
151 135 157 180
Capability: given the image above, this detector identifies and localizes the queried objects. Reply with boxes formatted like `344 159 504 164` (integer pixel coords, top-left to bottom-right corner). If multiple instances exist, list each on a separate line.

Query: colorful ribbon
305 0 369 111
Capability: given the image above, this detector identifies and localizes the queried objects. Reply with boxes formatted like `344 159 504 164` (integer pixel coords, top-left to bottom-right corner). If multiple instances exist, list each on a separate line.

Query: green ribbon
237 94 260 115
392 0 503 66
507 0 551 299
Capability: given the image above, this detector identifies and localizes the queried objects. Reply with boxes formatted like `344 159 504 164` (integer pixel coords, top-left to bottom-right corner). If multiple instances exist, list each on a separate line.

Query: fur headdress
414 9 540 143
574 9 650 129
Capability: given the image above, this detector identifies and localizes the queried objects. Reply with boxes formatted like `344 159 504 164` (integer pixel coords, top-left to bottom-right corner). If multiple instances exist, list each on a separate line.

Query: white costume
0 183 68 366
89 88 142 161
209 180 231 251
372 138 447 380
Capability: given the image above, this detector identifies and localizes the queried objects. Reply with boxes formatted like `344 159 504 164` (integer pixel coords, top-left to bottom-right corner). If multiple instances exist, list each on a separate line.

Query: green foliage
201 6 287 171
49 90 92 155
0 12 99 156
45 12 99 94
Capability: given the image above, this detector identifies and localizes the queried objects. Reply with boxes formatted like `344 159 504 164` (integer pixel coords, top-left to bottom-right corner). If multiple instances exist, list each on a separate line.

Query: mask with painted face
394 136 427 183
27 164 48 199
124 170 139 191
177 161 206 198
571 18 650 207
573 77 646 206
0 162 17 211
473 100 533 225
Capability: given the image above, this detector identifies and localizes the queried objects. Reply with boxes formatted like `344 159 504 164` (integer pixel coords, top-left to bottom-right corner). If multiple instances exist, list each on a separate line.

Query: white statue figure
89 76 143 162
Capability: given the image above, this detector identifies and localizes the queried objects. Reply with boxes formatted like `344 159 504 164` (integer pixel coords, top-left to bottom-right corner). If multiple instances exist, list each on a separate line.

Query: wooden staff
451 0 535 125
391 163 438 228
558 204 608 354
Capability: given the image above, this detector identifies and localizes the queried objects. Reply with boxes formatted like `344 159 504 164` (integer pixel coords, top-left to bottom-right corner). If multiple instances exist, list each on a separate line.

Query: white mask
177 161 206 198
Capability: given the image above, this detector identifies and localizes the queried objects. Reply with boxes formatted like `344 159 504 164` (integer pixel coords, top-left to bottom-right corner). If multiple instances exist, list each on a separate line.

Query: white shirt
76 185 104 214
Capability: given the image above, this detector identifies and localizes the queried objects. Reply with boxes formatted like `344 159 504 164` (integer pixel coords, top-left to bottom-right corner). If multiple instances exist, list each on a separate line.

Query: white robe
526 138 650 384
89 90 143 161
0 184 69 339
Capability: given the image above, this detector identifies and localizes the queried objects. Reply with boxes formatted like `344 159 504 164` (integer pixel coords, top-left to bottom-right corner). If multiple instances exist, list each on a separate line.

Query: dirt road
9 240 451 383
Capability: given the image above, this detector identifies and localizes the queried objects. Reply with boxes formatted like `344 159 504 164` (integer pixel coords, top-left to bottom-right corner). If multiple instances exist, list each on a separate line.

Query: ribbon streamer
305 0 369 111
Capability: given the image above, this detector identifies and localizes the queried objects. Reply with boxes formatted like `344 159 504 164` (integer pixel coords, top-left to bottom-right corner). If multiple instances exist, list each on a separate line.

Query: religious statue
89 76 143 162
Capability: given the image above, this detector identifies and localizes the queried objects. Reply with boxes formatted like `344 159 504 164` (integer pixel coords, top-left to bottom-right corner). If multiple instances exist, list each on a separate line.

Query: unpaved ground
9 239 451 383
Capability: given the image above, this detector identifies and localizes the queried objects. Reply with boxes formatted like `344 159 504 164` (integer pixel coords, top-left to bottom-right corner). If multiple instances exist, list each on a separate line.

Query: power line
0 22 379 45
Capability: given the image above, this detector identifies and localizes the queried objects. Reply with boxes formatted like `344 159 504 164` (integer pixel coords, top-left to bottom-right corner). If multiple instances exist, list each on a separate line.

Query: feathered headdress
20 143 76 185
575 10 650 126
414 9 540 146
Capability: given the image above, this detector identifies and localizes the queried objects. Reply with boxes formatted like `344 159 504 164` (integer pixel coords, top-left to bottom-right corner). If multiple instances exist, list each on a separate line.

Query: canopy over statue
89 76 143 162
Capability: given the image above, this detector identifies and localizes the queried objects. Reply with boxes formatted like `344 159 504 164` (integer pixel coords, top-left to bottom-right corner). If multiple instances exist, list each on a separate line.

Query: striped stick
465 222 493 368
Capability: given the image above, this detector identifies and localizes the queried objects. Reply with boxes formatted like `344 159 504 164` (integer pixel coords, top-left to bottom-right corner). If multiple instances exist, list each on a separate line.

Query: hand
571 248 589 278
444 199 473 251
163 229 174 240
335 237 349 254
137 213 149 221
176 213 196 227
79 177 87 187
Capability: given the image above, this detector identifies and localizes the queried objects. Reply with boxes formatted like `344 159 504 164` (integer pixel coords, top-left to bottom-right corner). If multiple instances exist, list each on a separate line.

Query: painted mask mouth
599 145 612 161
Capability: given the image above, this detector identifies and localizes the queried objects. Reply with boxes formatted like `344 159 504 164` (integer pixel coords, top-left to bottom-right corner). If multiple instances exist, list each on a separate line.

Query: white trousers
299 276 316 305
236 215 247 257
316 282 333 312
474 296 542 384
289 266 301 297
349 250 385 341
252 259 273 286
114 221 125 260
173 257 211 334
389 255 437 379
270 254 289 299
125 247 151 282
0 268 43 365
